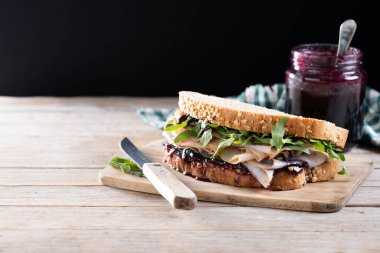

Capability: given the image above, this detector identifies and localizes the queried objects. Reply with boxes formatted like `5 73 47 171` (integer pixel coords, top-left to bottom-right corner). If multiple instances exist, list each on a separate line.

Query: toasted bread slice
178 91 349 148
163 147 339 190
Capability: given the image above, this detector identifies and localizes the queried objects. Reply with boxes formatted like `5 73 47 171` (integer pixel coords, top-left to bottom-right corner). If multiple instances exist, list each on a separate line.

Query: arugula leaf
307 139 325 152
336 152 350 180
162 111 175 129
284 144 310 154
212 136 236 158
174 129 196 143
206 122 220 128
337 161 350 180
270 117 288 151
321 141 350 180
259 133 269 138
339 152 345 161
239 130 250 136
164 118 190 131
254 137 271 145
227 128 240 135
283 137 305 146
234 134 254 146
214 126 229 138
252 133 271 145
200 128 213 146
281 138 310 153
109 156 144 177
192 121 203 138
267 118 312 154
325 143 341 159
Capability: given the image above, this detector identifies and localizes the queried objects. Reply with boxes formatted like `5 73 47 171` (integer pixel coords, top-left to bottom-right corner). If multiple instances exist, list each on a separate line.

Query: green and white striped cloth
138 84 380 147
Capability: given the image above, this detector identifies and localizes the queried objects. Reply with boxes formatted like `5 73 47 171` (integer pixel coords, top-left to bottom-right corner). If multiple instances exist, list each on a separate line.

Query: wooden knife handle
142 162 197 210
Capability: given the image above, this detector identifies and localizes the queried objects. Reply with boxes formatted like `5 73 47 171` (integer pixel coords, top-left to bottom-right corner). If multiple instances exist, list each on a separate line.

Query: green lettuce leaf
252 133 271 145
308 139 326 152
270 117 288 151
337 161 350 179
174 129 197 143
323 142 350 180
164 118 191 131
109 156 144 177
234 134 254 146
200 128 213 146
213 136 236 158
206 122 220 128
284 145 310 154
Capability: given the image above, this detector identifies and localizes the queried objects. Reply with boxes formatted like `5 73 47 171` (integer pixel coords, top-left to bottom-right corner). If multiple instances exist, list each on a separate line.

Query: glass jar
285 44 366 142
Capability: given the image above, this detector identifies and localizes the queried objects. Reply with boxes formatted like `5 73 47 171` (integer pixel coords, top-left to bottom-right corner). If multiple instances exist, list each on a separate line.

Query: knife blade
120 137 151 167
119 137 197 210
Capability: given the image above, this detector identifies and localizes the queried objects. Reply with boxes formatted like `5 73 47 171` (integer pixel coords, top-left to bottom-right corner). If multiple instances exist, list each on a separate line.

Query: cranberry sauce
164 143 306 174
164 143 246 170
285 44 366 142
177 114 190 124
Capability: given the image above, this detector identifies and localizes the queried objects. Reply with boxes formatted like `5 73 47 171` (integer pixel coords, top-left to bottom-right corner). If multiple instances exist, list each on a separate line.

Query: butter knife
120 137 197 210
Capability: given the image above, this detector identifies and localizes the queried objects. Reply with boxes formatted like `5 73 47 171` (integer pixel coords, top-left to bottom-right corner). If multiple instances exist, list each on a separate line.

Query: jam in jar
285 44 366 142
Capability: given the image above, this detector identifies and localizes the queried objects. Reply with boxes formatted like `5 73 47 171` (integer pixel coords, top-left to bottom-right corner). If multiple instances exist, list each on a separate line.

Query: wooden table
0 96 379 253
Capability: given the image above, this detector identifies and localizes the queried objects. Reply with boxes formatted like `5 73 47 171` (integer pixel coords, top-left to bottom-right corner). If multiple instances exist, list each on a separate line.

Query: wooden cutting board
99 140 374 212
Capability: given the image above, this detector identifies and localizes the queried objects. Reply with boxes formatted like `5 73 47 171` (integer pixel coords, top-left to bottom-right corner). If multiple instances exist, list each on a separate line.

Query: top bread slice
178 91 349 148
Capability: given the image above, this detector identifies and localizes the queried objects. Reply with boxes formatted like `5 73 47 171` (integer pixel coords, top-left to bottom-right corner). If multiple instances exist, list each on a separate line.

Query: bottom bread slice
163 148 339 191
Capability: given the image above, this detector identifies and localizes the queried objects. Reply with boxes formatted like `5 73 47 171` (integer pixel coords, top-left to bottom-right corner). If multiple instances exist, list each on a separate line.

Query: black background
0 1 378 96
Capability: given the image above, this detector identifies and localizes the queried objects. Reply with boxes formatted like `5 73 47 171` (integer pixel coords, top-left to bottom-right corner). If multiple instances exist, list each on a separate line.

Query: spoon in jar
336 19 357 60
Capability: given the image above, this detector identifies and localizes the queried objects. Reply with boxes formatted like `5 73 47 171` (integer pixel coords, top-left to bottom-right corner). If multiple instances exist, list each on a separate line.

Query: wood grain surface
0 96 379 252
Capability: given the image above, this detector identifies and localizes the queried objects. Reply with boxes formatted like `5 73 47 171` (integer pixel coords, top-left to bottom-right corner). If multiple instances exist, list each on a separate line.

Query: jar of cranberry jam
285 44 366 142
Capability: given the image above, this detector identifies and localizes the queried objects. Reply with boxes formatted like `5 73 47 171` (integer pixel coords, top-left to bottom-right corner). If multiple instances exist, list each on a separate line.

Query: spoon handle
337 19 357 58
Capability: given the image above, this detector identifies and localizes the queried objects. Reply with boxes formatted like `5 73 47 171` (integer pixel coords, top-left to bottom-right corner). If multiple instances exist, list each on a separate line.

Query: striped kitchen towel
137 84 380 147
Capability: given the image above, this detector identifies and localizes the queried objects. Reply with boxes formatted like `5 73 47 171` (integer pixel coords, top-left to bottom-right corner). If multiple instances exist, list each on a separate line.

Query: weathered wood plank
0 206 379 231
0 169 101 185
0 111 161 126
0 152 116 168
347 186 380 206
0 96 177 112
0 185 378 207
0 113 164 154
345 150 380 168
0 230 378 253
0 136 162 154
0 185 228 207
361 169 380 187
0 136 126 152
0 123 161 138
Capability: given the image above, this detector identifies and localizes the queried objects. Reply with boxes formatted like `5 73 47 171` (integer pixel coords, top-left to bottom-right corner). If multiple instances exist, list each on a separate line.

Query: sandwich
162 91 349 191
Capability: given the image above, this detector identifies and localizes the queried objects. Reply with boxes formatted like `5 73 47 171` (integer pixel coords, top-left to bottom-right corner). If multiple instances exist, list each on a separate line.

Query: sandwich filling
163 112 348 188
